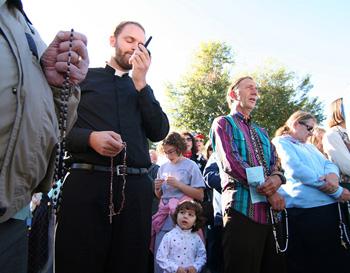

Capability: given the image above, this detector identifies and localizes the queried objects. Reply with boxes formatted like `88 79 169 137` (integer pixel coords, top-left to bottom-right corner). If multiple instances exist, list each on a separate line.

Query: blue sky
23 0 350 119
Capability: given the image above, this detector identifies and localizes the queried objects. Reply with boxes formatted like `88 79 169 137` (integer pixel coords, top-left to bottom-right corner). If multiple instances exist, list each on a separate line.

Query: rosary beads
109 143 127 224
52 29 74 212
338 203 350 249
270 207 289 253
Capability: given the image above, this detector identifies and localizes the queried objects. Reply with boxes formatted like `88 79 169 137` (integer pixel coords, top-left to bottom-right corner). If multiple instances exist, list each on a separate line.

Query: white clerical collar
106 63 128 77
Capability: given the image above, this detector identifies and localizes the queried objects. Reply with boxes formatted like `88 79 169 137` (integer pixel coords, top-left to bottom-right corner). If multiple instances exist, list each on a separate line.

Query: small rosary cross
109 204 116 224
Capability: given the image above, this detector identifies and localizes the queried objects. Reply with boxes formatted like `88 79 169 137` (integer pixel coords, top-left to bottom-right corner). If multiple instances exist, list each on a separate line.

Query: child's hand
155 178 164 191
165 176 180 188
186 266 197 273
176 266 187 273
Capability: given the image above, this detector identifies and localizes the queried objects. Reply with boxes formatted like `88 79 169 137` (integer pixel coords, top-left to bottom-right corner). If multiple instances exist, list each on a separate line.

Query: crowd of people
1 1 350 273
150 79 350 273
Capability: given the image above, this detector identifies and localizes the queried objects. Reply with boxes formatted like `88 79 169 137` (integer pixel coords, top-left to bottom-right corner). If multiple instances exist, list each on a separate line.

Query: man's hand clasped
257 174 286 212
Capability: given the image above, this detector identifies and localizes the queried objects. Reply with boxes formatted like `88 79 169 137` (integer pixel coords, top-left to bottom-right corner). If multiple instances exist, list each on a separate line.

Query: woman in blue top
273 110 350 273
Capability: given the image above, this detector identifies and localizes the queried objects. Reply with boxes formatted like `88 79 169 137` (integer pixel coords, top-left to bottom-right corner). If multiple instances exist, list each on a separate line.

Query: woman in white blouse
323 98 350 186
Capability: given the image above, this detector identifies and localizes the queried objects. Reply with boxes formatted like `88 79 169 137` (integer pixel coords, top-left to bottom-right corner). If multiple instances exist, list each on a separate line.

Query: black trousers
222 208 286 273
207 224 224 273
55 169 153 273
283 203 350 273
0 218 28 273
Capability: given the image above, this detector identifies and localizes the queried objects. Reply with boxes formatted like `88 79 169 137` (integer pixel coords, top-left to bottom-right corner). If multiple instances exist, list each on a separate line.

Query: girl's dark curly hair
159 131 187 156
171 200 206 232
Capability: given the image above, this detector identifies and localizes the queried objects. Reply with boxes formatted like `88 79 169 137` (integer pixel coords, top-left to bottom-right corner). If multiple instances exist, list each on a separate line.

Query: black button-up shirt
66 65 169 168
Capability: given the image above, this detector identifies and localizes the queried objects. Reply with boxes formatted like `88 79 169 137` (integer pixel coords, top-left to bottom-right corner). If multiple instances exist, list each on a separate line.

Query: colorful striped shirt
211 111 284 224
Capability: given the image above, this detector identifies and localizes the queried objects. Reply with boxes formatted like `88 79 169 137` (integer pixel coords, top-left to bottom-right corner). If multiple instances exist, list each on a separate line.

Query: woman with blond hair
323 98 350 185
273 110 350 273
307 126 327 157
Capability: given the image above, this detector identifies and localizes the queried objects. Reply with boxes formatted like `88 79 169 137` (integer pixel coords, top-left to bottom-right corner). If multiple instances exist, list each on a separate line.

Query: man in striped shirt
211 76 287 273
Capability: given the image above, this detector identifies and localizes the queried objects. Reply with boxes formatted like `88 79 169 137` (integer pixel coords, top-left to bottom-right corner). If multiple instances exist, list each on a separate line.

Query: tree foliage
165 41 234 137
241 60 326 135
165 41 325 139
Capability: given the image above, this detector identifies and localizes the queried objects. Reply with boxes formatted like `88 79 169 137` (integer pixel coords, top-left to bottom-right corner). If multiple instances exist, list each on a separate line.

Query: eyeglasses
185 137 192 142
195 139 203 143
299 122 314 132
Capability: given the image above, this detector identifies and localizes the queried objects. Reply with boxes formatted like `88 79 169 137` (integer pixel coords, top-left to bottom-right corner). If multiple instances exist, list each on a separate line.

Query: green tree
165 41 235 137
241 59 325 135
165 42 325 138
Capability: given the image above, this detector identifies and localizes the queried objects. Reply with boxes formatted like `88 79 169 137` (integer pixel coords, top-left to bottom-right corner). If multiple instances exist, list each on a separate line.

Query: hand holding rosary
53 29 83 212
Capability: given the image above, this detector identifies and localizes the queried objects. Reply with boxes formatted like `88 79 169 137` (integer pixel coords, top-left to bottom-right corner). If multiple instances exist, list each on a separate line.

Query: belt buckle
116 165 126 176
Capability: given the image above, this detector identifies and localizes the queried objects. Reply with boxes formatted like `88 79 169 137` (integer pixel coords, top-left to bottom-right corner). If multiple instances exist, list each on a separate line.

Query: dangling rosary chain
338 202 350 249
109 143 127 223
52 29 74 212
270 207 289 253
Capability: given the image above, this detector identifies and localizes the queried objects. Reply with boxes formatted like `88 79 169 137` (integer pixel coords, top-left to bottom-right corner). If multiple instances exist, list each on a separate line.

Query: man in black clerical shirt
55 21 169 273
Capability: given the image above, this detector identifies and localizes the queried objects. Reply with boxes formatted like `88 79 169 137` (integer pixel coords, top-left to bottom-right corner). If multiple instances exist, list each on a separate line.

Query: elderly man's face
149 150 158 163
232 78 258 116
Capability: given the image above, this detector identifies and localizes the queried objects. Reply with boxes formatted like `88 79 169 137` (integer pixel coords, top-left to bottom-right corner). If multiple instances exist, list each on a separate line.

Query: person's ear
292 121 299 130
109 36 116 47
229 90 235 100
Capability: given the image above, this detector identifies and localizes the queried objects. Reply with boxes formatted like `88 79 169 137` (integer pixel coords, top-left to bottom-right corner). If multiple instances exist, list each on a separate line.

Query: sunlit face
231 78 258 116
162 145 181 163
110 24 146 71
149 150 158 163
177 208 197 230
317 132 325 150
292 120 315 144
195 137 203 153
183 135 193 152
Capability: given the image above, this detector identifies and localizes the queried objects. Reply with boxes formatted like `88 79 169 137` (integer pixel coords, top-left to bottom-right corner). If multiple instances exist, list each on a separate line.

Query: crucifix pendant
109 205 115 224
341 240 347 249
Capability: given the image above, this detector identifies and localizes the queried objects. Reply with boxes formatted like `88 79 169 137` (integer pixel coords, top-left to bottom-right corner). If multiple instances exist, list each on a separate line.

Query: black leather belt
70 163 148 176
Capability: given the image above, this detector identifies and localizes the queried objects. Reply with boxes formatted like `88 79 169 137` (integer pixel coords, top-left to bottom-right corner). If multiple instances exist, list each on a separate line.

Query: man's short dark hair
113 21 145 39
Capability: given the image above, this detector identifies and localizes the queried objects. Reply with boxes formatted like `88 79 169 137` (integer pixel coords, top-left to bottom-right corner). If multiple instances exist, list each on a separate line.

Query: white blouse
323 126 350 176
156 225 206 273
